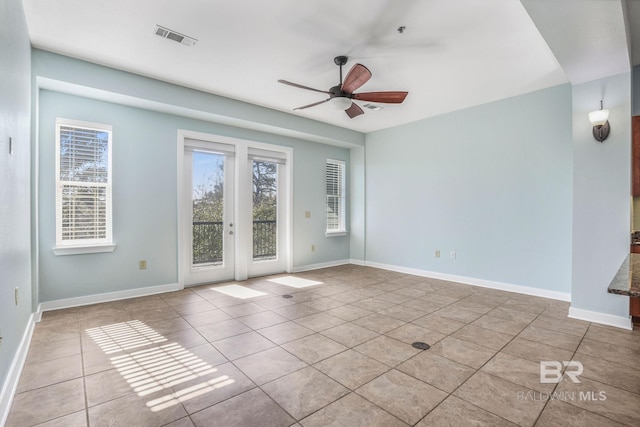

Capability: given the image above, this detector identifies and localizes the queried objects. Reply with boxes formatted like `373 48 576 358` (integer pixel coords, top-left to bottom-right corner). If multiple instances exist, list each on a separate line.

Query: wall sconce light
588 100 610 142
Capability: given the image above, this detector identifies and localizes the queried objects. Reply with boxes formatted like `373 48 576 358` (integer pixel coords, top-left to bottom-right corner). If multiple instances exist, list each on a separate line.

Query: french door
180 135 289 286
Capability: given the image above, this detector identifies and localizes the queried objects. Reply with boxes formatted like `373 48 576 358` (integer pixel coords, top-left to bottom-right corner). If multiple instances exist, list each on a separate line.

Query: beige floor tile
354 336 421 366
234 347 307 385
295 312 346 332
453 371 546 426
487 306 538 323
584 324 640 351
448 298 498 315
352 298 396 312
314 349 389 389
325 304 373 321
257 321 315 344
535 399 626 427
429 336 496 369
163 417 195 427
356 369 447 425
385 323 447 346
401 298 450 313
281 333 348 364
576 338 640 371
397 352 475 393
417 395 517 427
33 410 87 427
175 361 257 414
320 323 379 348
481 352 555 393
300 393 408 427
471 314 530 336
555 376 640 426
181 309 232 327
212 331 275 360
434 307 484 323
161 328 208 349
195 318 252 342
85 368 135 407
88 387 187 427
352 313 406 334
219 302 267 317
500 299 548 315
273 304 321 320
191 388 295 427
6 379 85 427
262 366 349 419
411 313 466 334
17 353 83 393
452 324 513 350
236 310 289 329
530 315 589 337
171 300 218 316
25 336 81 364
576 354 640 395
378 304 426 322
502 337 575 364
518 325 583 352
301 297 346 311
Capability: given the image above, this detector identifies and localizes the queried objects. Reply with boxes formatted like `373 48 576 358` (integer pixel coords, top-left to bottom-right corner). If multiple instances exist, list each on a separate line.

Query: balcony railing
192 220 276 264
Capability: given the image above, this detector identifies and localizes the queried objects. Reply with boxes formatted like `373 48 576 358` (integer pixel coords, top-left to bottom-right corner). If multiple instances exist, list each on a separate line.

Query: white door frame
177 129 292 287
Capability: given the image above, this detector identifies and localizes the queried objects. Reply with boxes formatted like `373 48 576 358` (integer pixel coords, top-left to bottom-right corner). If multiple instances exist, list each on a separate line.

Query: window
54 118 114 255
326 159 346 236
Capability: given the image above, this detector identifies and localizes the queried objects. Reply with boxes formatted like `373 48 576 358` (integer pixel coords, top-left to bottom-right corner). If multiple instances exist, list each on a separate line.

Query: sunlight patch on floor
86 320 235 412
267 276 323 288
210 284 268 299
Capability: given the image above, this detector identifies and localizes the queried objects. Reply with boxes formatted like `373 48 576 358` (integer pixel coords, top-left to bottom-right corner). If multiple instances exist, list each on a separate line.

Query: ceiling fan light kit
278 55 408 119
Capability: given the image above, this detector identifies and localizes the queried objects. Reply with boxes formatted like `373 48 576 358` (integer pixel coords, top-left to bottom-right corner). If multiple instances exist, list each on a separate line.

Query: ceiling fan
278 56 408 119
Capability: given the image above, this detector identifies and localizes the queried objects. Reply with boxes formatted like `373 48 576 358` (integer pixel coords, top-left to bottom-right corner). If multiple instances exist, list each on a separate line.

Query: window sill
325 231 348 237
53 243 116 256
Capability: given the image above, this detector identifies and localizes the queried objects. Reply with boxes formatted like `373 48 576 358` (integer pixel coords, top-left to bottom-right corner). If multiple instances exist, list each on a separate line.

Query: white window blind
55 118 113 249
326 159 346 234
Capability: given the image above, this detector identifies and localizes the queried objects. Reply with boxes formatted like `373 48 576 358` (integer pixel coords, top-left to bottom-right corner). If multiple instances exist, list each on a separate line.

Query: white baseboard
568 307 632 330
292 259 352 273
38 282 182 313
364 261 572 302
348 259 366 266
0 313 36 427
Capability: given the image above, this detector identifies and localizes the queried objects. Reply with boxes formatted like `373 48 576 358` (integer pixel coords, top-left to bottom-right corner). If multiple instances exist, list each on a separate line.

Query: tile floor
6 265 640 426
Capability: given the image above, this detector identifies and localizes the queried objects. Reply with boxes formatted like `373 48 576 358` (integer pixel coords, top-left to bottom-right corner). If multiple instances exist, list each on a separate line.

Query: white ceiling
21 0 632 133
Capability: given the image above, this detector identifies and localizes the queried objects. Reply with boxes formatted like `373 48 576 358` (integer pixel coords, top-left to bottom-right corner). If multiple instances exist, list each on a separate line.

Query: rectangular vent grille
154 25 197 47
363 103 383 111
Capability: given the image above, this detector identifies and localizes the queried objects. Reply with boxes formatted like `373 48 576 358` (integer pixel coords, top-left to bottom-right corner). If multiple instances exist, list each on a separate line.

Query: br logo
540 361 583 384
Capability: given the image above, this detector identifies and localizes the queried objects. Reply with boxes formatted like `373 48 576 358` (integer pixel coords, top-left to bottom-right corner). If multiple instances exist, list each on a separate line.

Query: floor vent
282 294 293 299
411 342 430 350
154 25 197 46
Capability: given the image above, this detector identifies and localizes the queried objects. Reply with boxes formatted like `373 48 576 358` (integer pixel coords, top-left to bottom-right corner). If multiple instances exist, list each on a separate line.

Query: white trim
325 231 348 237
38 282 182 312
568 307 632 330
52 243 116 255
364 260 572 302
349 258 366 266
0 314 36 427
291 259 352 273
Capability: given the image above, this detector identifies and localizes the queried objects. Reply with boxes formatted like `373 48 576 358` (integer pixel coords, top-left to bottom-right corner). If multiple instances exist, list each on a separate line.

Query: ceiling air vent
154 25 197 47
363 103 383 111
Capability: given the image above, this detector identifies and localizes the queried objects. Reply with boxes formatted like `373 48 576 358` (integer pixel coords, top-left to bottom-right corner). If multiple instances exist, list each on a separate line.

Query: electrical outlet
0 327 3 348
450 251 456 259
311 244 315 252
14 287 18 305
435 250 440 258
139 260 147 270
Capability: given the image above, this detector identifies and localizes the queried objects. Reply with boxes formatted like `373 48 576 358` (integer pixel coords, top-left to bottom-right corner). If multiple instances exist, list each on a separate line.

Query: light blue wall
571 72 631 317
0 0 32 411
37 90 350 302
365 84 573 293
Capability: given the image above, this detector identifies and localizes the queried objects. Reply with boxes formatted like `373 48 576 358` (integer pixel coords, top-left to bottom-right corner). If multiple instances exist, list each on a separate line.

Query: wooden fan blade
352 91 408 103
294 98 331 110
341 64 372 94
345 102 364 119
278 80 332 95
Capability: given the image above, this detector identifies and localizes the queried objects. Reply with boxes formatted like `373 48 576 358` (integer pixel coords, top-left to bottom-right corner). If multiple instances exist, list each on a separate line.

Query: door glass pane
252 160 277 261
192 152 224 265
